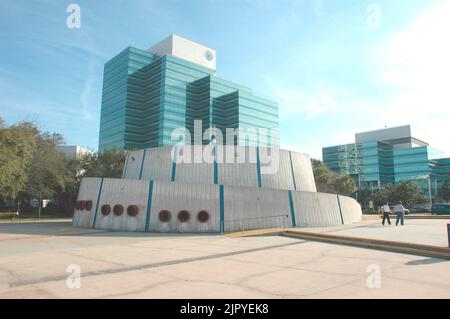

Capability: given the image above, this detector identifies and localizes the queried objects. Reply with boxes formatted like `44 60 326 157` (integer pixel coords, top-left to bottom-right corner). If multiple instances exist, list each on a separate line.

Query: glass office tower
99 35 279 151
322 125 450 203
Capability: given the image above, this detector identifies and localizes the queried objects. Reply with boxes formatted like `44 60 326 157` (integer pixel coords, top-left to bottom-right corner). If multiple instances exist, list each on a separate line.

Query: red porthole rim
127 205 139 217
158 210 171 223
113 204 124 216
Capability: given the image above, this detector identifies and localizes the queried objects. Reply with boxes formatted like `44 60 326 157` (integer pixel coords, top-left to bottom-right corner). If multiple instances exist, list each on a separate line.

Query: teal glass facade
323 142 450 202
322 141 395 190
99 47 278 151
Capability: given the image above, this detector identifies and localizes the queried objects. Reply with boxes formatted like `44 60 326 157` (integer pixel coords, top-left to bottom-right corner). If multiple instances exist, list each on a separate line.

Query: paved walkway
297 219 450 247
0 221 449 298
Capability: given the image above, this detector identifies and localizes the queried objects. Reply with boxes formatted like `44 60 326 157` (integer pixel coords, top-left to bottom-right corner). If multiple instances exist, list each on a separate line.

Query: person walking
394 201 406 226
381 202 391 225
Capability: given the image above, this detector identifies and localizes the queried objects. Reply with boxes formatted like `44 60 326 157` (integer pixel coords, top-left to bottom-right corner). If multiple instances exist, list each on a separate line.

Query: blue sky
1 0 449 159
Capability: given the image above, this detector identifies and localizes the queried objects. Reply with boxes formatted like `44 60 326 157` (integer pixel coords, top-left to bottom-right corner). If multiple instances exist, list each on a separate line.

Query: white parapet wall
337 195 363 224
223 185 292 231
122 146 317 192
73 177 362 233
72 177 103 229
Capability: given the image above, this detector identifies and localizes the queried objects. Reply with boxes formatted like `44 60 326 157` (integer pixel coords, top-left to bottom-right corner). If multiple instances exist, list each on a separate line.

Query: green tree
25 132 72 217
374 181 427 209
312 159 356 196
312 159 332 185
312 159 335 193
0 120 38 204
81 149 126 178
1 118 126 216
373 184 395 207
334 174 357 197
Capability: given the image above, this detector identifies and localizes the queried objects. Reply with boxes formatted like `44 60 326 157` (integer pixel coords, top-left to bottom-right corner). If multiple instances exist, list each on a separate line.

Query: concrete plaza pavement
299 219 450 247
0 221 449 298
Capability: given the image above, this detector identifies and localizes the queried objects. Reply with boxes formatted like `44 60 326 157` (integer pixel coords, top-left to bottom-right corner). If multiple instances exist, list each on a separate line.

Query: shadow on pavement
0 221 219 238
405 258 447 266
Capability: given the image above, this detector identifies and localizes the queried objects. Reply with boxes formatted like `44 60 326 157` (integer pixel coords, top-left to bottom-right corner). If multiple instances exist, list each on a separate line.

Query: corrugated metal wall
175 145 215 184
223 186 292 232
260 148 295 190
74 177 362 232
94 178 150 232
72 177 102 228
140 147 172 181
122 145 317 192
217 146 258 187
291 152 317 192
337 195 363 224
291 191 342 227
149 181 220 233
124 149 145 179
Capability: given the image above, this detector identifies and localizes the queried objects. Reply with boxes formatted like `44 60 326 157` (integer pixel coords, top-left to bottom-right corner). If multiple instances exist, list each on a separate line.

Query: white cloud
373 0 450 155
80 62 97 121
267 79 339 122
270 1 450 159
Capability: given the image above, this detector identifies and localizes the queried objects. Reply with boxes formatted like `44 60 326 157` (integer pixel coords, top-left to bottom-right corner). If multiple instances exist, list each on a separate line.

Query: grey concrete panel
140 146 172 181
338 195 363 224
72 177 102 228
292 191 342 227
149 181 220 233
259 148 295 191
95 178 149 232
174 145 214 185
223 186 292 232
217 145 258 187
123 150 145 179
291 152 317 192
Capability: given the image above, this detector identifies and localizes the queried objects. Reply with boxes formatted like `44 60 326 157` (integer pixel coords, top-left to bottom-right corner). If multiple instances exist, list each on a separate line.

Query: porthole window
101 204 111 216
158 210 171 223
178 210 190 223
127 205 139 217
197 210 210 223
113 204 124 216
85 200 93 211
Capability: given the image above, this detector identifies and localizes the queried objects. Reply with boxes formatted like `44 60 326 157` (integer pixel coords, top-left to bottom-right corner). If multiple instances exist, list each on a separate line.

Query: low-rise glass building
323 125 450 204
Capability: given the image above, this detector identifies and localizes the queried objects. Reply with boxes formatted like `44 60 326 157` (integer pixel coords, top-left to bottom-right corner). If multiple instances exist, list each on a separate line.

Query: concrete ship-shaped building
73 35 362 233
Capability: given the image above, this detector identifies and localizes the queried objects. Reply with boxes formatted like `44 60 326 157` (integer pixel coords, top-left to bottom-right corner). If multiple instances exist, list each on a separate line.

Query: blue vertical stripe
171 146 177 182
92 177 104 229
144 180 154 232
288 190 296 227
138 149 147 180
256 146 262 188
214 145 218 185
288 151 297 191
219 184 225 234
337 195 344 225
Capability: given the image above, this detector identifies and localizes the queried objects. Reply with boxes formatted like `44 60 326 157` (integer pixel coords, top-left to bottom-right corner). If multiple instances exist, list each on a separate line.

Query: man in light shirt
381 202 391 225
394 201 406 226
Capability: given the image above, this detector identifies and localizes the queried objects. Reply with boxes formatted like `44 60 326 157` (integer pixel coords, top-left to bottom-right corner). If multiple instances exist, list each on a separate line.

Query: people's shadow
406 258 447 266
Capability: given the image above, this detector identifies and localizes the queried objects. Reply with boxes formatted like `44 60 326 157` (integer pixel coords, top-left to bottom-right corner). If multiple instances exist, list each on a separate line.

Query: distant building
98 34 279 151
56 145 92 158
322 125 450 204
